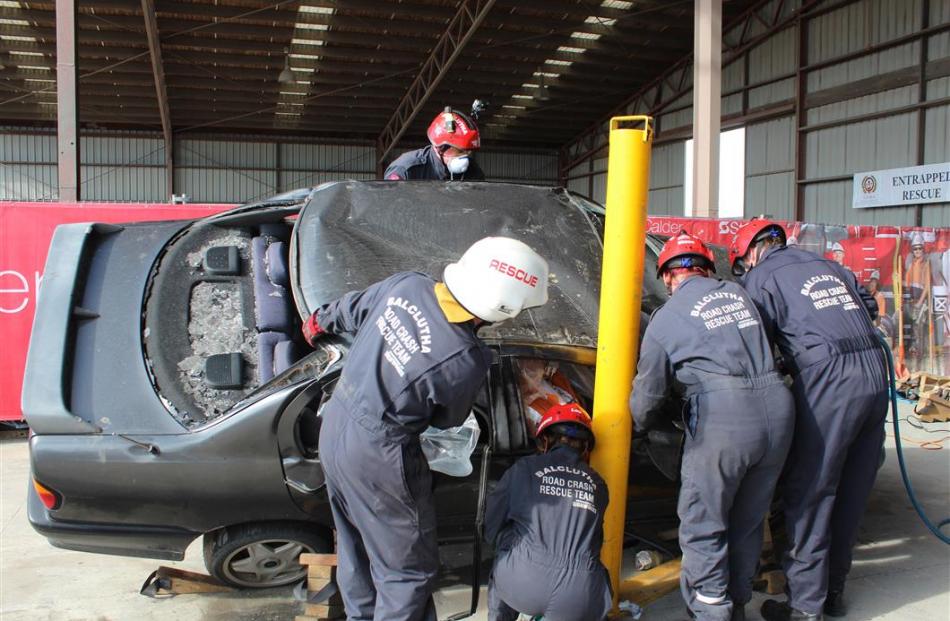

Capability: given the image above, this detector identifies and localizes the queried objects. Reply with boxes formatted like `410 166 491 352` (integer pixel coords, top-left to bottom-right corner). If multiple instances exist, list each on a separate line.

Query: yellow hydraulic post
590 115 654 611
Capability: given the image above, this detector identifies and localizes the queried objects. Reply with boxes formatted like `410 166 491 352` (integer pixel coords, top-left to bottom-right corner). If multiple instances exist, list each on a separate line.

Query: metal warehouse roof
0 0 759 148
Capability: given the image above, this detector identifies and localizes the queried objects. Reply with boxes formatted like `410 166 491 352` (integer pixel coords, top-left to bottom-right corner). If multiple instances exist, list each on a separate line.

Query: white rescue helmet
443 237 549 323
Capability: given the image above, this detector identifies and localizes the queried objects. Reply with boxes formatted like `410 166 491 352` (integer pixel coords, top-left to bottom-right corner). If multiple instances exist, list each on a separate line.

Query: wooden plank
299 553 338 566
308 577 330 592
618 558 682 607
303 602 346 617
308 565 335 579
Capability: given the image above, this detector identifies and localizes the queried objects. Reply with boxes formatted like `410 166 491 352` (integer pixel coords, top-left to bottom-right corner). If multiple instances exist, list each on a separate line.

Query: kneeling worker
630 232 795 621
484 402 612 621
303 237 549 621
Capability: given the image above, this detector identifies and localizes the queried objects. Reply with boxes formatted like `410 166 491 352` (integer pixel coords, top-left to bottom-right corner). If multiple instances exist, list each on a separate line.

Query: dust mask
446 156 470 175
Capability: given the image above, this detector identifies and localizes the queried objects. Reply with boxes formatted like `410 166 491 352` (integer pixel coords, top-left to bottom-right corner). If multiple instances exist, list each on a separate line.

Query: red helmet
536 402 594 441
728 220 787 267
427 107 481 151
656 231 716 278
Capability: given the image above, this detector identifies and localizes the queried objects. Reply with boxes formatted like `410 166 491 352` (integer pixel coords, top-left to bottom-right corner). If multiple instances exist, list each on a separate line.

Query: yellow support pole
590 115 654 611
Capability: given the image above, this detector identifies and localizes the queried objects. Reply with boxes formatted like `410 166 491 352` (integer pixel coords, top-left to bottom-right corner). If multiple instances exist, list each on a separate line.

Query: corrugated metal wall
0 131 557 203
564 0 949 227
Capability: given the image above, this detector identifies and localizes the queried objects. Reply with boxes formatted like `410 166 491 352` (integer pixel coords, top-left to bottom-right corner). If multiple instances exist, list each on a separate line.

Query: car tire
203 522 330 589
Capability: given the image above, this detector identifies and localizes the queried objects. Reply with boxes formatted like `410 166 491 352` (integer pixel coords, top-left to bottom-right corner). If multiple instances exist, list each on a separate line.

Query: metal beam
376 0 497 165
141 0 173 200
55 0 79 201
691 0 722 218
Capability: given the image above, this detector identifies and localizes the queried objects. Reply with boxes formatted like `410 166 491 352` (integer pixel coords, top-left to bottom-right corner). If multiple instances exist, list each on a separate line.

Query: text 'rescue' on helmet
728 219 787 268
427 107 481 151
536 402 595 449
656 231 716 278
443 237 548 323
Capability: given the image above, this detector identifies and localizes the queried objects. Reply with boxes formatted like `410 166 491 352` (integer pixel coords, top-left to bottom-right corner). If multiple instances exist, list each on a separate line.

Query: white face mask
446 156 470 175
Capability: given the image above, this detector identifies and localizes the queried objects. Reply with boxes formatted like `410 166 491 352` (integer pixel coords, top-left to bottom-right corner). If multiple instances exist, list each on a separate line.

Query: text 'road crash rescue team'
301 219 887 621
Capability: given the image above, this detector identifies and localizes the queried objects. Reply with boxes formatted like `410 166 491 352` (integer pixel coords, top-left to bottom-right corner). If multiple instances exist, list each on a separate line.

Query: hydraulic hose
879 334 950 544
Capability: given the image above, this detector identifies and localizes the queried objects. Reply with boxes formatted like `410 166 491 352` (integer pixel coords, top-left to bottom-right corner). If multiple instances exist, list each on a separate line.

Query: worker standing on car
383 106 485 181
730 220 888 621
302 237 548 621
484 402 612 621
630 232 795 621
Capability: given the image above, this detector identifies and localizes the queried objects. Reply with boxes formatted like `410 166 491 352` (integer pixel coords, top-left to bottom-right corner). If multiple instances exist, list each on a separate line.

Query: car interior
143 215 308 426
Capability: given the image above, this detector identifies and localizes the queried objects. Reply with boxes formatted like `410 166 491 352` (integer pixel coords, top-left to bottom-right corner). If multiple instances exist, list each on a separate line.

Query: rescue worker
630 232 795 621
830 242 846 267
383 107 485 181
302 237 549 621
904 233 931 357
484 402 612 621
729 221 888 621
866 270 886 321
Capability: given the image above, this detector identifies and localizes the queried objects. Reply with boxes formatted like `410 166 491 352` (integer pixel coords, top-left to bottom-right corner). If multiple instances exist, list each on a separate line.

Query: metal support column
915 0 929 227
55 0 79 202
691 0 722 218
793 15 808 222
141 0 174 201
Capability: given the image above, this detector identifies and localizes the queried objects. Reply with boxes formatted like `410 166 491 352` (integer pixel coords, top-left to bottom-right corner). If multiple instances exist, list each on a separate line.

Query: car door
275 373 338 518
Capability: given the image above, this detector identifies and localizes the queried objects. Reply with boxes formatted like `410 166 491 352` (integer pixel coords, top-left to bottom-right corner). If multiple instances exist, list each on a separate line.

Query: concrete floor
1 402 947 620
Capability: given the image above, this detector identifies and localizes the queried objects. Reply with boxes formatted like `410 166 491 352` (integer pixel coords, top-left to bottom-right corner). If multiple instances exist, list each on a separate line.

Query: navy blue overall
484 445 612 621
315 272 492 620
383 145 485 181
631 275 795 620
741 245 888 615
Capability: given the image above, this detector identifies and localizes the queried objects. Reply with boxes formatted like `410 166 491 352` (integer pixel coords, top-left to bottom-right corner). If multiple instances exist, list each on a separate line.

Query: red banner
0 202 231 421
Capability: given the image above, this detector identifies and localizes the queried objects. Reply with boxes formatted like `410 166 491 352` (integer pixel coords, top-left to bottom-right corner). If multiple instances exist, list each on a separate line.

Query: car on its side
23 181 696 593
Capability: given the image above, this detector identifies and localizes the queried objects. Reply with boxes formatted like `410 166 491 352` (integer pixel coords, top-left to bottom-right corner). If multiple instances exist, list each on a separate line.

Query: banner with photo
648 216 950 378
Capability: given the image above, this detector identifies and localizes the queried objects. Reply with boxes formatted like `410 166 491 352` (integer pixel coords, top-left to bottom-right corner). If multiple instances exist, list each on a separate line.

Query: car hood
291 181 605 348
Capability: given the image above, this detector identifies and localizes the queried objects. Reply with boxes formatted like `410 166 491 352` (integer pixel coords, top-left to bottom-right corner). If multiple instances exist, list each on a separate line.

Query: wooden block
762 569 786 595
300 553 338 566
308 577 330 592
308 564 336 579
303 603 346 617
618 559 681 607
295 604 346 621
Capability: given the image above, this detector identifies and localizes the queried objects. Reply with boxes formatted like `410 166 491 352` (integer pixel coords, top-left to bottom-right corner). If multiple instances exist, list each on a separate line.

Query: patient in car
516 358 579 436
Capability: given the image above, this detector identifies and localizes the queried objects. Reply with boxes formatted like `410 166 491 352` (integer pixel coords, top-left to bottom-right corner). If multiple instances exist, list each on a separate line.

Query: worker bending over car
484 402 612 621
630 232 795 621
730 221 888 621
302 237 548 621
384 107 485 181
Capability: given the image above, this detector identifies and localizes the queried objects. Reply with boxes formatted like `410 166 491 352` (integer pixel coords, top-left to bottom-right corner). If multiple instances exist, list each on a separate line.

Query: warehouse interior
0 0 946 224
1 1 949 621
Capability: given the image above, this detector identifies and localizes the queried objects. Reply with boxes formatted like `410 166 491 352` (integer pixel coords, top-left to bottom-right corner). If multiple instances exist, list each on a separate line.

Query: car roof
291 181 609 348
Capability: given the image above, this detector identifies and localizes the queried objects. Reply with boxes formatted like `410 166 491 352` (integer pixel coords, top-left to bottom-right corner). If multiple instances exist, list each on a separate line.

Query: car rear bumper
27 481 198 561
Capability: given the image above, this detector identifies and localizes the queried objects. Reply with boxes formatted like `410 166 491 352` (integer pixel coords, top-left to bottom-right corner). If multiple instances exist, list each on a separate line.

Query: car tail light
33 479 61 510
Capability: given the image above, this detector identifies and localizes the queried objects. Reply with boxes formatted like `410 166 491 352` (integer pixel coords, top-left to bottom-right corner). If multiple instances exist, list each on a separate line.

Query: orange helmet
536 402 595 448
656 231 715 278
427 107 481 151
728 219 786 268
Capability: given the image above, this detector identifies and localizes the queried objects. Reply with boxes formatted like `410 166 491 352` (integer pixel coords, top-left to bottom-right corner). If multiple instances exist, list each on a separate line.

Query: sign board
853 162 950 209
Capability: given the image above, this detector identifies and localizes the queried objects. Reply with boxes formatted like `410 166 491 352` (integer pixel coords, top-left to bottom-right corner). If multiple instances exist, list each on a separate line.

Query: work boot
731 605 746 621
760 599 823 621
823 591 847 617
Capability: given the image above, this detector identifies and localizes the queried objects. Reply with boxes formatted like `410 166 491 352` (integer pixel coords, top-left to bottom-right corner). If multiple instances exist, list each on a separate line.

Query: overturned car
23 181 699 591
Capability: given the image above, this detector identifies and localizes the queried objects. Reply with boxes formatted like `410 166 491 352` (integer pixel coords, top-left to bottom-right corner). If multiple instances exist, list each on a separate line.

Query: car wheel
203 522 330 589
